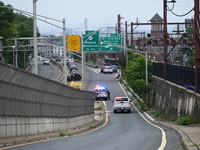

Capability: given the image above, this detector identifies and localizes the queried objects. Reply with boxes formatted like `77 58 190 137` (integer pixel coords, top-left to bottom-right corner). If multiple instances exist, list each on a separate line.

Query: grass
177 116 198 125
152 109 164 119
59 132 71 137
94 106 102 110
169 116 177 122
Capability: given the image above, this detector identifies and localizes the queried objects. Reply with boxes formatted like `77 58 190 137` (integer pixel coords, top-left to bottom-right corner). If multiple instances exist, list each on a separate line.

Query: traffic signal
147 33 151 38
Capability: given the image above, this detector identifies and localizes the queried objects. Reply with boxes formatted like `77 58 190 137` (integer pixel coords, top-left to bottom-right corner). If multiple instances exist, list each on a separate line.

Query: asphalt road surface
5 64 182 150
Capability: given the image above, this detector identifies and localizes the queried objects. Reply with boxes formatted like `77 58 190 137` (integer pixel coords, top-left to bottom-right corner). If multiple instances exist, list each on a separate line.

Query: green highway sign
83 31 99 52
100 36 122 51
110 33 122 37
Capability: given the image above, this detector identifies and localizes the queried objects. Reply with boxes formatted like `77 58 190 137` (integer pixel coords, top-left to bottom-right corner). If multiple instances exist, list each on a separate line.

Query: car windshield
115 97 128 101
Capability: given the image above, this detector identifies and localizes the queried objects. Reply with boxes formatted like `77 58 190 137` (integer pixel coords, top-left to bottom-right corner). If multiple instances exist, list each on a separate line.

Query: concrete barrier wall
0 114 94 138
0 62 97 138
149 76 200 120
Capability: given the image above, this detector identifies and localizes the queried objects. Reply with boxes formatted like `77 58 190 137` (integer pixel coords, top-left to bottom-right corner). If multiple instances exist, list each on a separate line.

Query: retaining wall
149 76 200 120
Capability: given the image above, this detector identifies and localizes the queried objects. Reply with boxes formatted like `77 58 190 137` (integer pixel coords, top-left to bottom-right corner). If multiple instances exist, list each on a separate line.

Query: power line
167 5 194 17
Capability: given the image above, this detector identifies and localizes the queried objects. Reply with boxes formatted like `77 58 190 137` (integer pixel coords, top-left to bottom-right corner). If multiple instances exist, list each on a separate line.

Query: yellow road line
0 102 108 150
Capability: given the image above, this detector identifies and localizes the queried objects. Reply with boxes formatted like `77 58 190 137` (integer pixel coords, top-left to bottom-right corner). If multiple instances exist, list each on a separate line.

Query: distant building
150 13 163 38
185 19 194 29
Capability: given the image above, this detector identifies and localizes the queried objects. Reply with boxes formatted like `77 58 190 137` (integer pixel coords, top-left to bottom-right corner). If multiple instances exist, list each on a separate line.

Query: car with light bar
94 85 109 100
102 66 113 74
113 97 132 113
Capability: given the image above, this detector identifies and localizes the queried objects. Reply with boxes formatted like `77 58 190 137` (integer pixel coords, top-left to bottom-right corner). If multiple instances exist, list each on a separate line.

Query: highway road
6 62 182 150
38 60 59 80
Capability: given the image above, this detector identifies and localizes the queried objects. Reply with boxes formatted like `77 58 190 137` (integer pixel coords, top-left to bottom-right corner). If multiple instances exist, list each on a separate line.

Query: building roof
150 13 163 22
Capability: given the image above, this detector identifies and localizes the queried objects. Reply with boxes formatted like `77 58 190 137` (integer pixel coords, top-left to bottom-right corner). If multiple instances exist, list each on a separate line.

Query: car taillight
128 103 131 107
114 104 116 107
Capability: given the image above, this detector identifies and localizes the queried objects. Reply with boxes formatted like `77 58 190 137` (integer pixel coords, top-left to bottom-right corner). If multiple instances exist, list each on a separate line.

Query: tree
124 53 153 100
132 79 151 99
0 1 41 69
0 2 18 38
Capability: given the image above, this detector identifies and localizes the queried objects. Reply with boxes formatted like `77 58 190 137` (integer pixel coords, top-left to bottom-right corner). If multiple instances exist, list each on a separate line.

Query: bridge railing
153 62 199 92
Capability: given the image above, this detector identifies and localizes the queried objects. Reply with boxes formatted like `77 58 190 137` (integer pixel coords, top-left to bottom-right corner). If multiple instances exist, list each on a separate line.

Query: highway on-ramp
4 64 182 150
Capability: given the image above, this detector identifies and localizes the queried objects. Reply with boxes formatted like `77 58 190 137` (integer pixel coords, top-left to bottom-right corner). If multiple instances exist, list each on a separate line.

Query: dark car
70 65 78 72
71 69 79 75
56 57 61 62
67 62 74 68
67 74 71 81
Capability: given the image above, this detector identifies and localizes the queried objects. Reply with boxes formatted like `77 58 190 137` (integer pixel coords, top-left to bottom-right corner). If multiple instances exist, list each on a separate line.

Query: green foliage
59 132 71 137
186 27 194 38
85 52 97 65
136 99 149 111
0 2 40 68
177 116 197 125
132 79 151 99
127 45 135 49
59 132 67 137
0 2 18 38
116 52 126 70
94 106 102 110
123 53 153 98
153 109 164 119
187 49 195 68
169 116 177 121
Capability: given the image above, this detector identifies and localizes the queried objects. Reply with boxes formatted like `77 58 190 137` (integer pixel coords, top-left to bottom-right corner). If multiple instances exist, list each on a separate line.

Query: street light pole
145 51 148 84
81 36 84 90
63 18 67 84
33 0 38 75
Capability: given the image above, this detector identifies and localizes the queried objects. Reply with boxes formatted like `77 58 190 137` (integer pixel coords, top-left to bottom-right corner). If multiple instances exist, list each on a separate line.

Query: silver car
113 97 132 113
102 66 113 74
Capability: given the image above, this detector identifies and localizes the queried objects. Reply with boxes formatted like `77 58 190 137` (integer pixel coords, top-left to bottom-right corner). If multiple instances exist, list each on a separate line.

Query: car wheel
114 110 116 113
128 109 131 113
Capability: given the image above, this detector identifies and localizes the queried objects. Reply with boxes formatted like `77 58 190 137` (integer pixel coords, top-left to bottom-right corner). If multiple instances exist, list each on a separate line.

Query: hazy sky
2 0 194 35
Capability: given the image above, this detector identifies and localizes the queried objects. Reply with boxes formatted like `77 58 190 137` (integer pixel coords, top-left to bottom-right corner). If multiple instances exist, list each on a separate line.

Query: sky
2 0 194 36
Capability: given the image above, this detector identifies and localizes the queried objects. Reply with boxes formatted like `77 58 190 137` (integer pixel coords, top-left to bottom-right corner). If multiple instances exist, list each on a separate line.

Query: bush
94 106 102 110
132 79 151 99
136 99 149 111
169 116 177 122
59 132 67 137
177 116 197 125
153 109 164 119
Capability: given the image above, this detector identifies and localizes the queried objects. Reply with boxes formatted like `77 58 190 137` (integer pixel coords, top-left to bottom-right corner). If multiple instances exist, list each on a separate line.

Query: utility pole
125 21 128 45
163 0 168 80
131 22 133 46
194 0 200 92
117 14 121 33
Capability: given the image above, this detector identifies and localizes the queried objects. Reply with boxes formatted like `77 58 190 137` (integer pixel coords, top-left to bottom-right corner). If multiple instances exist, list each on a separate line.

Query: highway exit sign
83 31 99 52
100 36 122 51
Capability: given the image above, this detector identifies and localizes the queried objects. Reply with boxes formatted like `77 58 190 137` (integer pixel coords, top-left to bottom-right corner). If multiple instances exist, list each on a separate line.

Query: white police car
113 97 132 113
94 85 109 100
